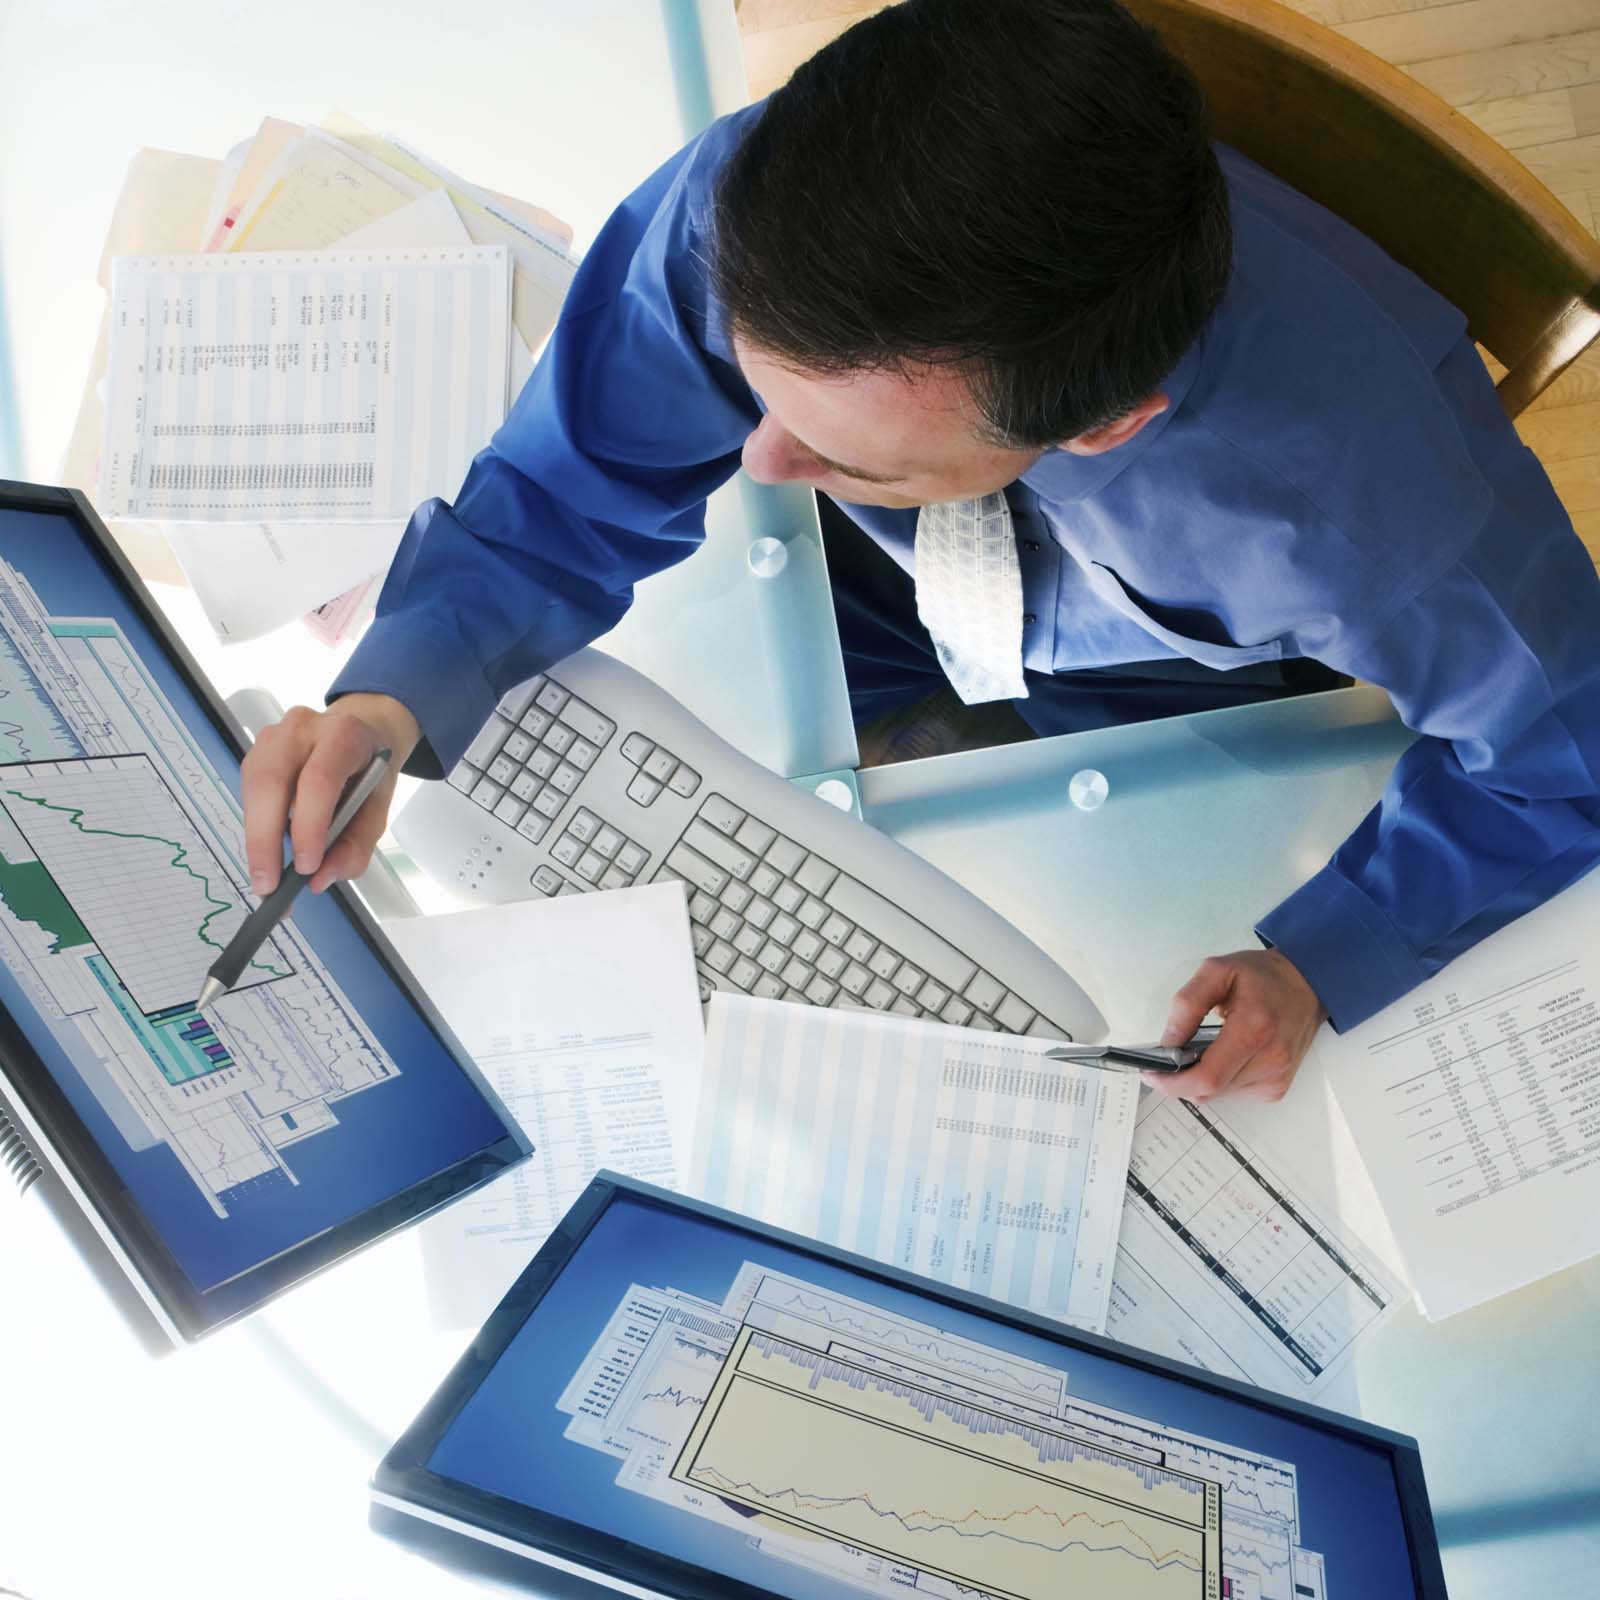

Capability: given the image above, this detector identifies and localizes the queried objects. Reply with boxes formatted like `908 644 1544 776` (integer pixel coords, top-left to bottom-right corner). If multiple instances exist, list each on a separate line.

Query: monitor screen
389 1183 1441 1600
0 487 527 1340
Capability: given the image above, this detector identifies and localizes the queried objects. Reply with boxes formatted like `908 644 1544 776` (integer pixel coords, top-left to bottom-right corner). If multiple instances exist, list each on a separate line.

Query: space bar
825 874 979 994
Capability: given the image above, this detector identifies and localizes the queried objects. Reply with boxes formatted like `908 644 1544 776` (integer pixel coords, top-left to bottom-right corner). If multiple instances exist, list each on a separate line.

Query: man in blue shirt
242 0 1600 1102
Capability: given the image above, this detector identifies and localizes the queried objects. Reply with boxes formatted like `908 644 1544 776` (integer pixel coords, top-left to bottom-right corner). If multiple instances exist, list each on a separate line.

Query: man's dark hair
711 0 1232 448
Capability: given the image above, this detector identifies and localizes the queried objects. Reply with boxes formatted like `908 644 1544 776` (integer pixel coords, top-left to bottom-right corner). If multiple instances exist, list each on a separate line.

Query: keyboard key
864 978 895 1009
720 880 754 915
757 940 789 975
627 772 663 807
745 897 776 931
621 732 654 765
868 946 902 982
710 907 740 942
816 945 849 980
519 707 553 740
617 842 648 876
502 731 534 763
766 834 806 876
735 816 777 856
696 971 715 1002
544 723 575 756
644 748 679 784
666 843 728 897
568 808 600 843
496 679 542 721
806 975 840 1006
532 786 565 819
470 777 503 809
464 715 513 768
575 850 605 884
488 754 518 785
796 895 828 931
891 996 920 1016
793 929 824 965
700 794 746 836
827 875 979 996
494 795 528 827
448 761 478 793
940 996 974 1027
733 924 765 958
968 1013 998 1031
535 681 568 715
550 761 581 796
964 971 1006 1014
691 924 714 958
689 891 717 924
529 746 558 779
567 738 599 771
749 863 782 898
918 979 950 1012
600 866 631 890
593 825 623 860
684 818 758 881
769 913 800 947
783 987 810 1006
511 770 541 801
892 962 925 996
668 765 701 798
706 939 737 975
820 913 852 947
560 699 614 747
754 973 786 1001
515 813 550 845
729 956 762 991
530 865 563 896
844 929 876 964
773 881 804 914
552 833 583 867
795 855 838 897
839 962 872 997
995 994 1037 1034
782 955 814 989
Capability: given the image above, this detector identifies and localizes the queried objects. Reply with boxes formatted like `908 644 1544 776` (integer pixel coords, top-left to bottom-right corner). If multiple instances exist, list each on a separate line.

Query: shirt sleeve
327 118 761 777
1256 391 1600 1030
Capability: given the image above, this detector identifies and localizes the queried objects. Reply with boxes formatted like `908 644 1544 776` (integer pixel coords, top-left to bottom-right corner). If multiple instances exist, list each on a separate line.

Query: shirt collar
1020 337 1204 505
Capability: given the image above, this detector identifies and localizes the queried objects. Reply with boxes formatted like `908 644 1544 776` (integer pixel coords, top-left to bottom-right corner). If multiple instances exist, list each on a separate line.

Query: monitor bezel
374 1171 1450 1600
0 479 531 1346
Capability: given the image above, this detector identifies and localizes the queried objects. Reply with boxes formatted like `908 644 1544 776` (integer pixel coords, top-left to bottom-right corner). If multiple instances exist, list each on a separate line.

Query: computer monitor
0 481 530 1349
374 1174 1448 1600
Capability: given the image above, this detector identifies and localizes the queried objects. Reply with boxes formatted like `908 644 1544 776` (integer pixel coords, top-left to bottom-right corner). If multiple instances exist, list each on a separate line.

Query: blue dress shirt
332 104 1600 1032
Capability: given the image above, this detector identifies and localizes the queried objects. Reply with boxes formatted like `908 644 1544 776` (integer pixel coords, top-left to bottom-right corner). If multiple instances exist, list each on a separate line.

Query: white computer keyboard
394 649 1106 1042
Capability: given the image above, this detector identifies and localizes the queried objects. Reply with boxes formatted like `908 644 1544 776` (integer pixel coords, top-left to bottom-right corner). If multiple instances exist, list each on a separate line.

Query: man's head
712 0 1230 507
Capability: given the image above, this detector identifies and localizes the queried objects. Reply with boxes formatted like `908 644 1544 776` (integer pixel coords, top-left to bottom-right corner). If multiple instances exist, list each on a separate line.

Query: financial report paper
560 1262 1326 1600
100 246 510 522
387 885 705 1328
690 995 1138 1331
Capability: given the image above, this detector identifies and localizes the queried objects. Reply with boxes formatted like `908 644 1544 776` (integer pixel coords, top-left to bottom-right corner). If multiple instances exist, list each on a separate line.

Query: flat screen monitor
374 1174 1447 1600
0 481 529 1347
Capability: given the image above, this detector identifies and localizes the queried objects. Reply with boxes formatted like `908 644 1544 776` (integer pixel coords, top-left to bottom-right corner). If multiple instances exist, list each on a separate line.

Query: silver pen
196 750 392 1009
1044 1023 1223 1074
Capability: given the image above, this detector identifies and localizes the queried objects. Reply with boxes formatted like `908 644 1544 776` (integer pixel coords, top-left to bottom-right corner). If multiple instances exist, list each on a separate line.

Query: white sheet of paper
689 995 1138 1331
386 882 704 1329
101 245 509 522
1316 866 1600 1319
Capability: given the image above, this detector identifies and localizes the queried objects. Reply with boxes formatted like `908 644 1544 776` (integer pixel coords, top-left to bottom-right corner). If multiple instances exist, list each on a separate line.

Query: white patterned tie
913 491 1028 704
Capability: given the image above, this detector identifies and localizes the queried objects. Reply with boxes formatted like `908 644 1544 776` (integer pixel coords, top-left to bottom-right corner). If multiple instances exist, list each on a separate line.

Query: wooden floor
735 0 1600 567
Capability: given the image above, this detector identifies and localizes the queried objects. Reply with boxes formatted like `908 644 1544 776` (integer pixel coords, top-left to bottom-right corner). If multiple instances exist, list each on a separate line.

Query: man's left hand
1149 949 1326 1104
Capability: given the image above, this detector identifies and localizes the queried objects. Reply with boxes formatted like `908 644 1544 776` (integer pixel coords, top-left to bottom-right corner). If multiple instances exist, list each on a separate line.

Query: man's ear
1062 392 1170 457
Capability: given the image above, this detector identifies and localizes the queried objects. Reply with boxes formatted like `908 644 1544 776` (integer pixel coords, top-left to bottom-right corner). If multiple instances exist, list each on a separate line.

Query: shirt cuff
1254 866 1428 1032
326 616 496 781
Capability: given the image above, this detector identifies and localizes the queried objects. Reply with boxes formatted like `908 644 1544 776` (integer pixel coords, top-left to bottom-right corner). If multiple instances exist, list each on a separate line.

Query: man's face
734 336 1044 509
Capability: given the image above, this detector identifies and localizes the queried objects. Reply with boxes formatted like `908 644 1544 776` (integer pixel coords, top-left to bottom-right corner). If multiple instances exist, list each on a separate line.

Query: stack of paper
66 116 577 643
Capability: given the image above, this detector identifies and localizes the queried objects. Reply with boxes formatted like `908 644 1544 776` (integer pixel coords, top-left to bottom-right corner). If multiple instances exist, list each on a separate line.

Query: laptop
0 481 529 1350
373 1173 1448 1599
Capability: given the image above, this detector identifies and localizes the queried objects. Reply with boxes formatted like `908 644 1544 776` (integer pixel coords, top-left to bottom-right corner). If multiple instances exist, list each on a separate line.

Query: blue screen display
425 1194 1420 1600
0 503 517 1319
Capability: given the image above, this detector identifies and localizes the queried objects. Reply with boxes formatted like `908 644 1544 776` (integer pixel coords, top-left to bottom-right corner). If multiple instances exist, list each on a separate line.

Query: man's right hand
240 692 422 897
